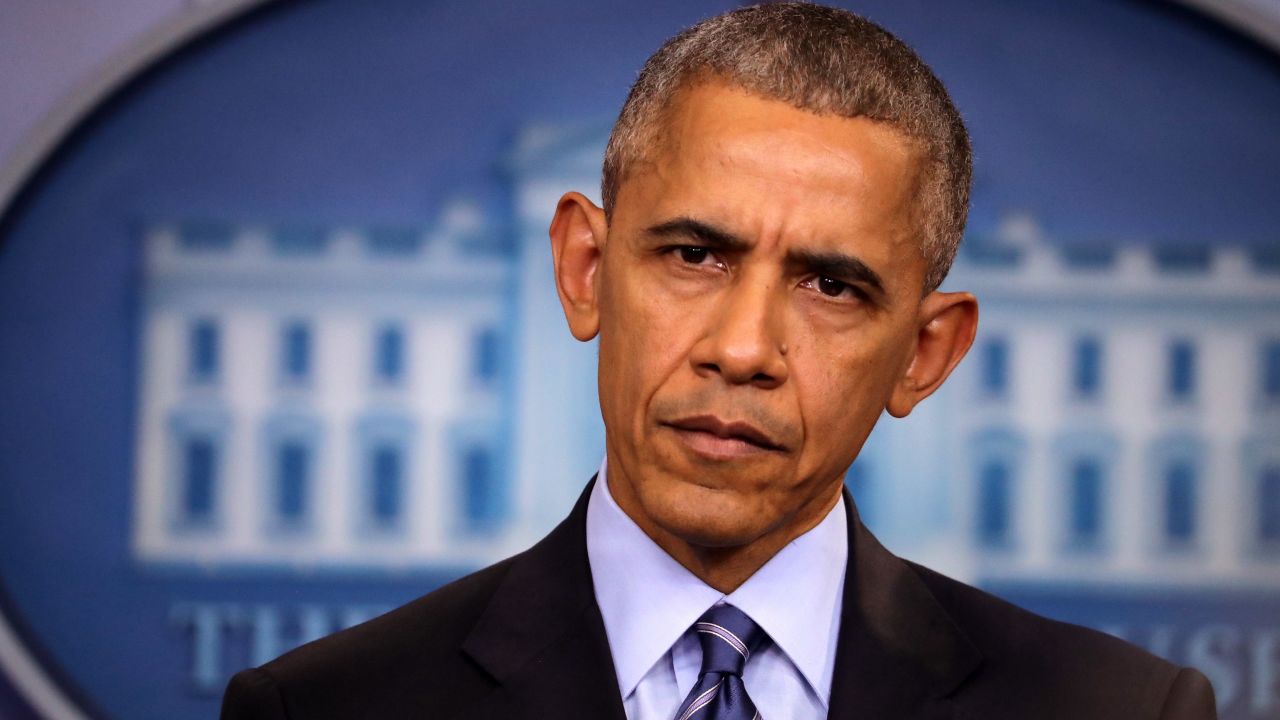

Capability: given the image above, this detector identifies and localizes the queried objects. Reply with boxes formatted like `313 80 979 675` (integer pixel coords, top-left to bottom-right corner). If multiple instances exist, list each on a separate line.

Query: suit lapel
827 489 984 719
455 478 627 720
453 480 981 719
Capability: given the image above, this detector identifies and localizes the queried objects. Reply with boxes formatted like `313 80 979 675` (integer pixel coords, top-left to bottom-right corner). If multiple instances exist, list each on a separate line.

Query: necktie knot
693 603 766 678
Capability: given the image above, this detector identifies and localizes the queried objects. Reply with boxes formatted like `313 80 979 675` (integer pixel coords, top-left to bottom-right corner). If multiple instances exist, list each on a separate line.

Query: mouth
661 414 787 459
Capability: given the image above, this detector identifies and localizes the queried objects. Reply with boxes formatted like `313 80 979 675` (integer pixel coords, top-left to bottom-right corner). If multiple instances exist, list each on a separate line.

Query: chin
641 475 773 548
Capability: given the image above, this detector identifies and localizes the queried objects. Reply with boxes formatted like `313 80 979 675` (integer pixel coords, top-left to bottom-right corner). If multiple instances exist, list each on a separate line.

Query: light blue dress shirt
586 456 848 720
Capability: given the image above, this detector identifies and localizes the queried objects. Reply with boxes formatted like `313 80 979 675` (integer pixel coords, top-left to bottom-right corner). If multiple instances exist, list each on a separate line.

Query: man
222 4 1217 718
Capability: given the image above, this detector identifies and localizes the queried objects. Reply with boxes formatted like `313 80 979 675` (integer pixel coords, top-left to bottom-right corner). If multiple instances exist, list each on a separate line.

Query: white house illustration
131 206 533 569
918 214 1280 590
131 125 1280 590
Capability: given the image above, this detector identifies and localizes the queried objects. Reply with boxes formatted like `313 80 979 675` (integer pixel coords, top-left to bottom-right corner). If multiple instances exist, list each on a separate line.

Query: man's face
595 81 931 549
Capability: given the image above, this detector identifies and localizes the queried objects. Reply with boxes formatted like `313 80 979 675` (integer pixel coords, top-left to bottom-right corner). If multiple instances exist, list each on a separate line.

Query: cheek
598 264 700 421
790 330 904 466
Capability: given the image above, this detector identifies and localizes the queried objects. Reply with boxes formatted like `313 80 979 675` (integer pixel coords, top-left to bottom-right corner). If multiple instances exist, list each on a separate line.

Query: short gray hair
601 2 971 293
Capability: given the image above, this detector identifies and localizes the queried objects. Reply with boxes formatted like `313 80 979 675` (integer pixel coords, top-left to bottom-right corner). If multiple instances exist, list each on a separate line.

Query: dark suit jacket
221 479 1217 719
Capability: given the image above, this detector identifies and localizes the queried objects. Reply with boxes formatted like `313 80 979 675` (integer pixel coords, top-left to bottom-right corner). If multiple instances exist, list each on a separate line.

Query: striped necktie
673 603 767 720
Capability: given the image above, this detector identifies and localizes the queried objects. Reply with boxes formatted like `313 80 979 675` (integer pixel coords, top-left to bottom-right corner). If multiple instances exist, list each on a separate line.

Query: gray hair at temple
601 2 971 294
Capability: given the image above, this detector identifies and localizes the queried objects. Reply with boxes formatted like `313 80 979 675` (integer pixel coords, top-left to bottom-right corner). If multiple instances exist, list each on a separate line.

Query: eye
802 275 867 302
816 276 847 297
665 245 726 271
676 246 711 265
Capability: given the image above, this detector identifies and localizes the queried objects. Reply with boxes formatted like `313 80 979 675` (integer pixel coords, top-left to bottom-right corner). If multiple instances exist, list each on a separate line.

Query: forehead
622 81 925 269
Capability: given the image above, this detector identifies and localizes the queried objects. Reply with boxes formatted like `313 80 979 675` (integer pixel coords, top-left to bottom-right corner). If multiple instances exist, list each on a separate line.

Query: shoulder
906 559 1164 674
904 561 1216 719
221 557 515 719
268 555 514 679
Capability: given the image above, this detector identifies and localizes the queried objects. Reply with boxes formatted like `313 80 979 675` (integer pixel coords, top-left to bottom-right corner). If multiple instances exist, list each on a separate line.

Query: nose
689 269 789 389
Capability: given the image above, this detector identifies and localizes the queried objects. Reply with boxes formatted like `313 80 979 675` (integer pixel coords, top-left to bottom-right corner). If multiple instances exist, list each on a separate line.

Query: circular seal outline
0 0 1277 717
0 3 273 714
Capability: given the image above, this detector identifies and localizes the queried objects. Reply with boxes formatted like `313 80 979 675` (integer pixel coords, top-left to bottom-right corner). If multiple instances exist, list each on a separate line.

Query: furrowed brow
787 248 888 300
643 217 751 253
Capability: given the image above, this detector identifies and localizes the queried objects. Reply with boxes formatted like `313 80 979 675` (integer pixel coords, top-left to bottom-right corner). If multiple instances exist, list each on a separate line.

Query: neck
604 461 843 594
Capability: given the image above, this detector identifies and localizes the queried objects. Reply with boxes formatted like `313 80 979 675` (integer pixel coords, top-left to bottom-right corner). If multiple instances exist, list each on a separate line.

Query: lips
663 414 787 453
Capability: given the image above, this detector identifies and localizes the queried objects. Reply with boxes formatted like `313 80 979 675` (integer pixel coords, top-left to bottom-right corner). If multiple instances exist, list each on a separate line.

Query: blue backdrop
1 1 1278 718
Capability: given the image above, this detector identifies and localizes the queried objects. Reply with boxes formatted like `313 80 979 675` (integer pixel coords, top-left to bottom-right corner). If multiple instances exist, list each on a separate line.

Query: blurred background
0 0 1278 718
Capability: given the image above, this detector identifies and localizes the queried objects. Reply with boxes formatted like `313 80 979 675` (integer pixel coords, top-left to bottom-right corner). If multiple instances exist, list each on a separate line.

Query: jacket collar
827 492 984 718
458 476 626 720
459 478 981 719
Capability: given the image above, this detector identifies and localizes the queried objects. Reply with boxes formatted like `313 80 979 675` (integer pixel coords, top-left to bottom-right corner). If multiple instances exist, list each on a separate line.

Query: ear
886 290 979 418
548 191 609 341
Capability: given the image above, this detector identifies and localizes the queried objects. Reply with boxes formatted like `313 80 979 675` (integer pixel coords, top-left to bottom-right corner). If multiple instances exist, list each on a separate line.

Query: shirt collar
585 455 847 706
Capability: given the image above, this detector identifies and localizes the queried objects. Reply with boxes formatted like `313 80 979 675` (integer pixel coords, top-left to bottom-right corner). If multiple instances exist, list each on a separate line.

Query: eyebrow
645 215 888 301
643 217 752 253
785 248 887 300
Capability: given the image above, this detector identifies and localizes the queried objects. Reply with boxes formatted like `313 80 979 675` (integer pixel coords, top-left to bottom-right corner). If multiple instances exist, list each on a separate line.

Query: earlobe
548 192 608 342
886 291 979 418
